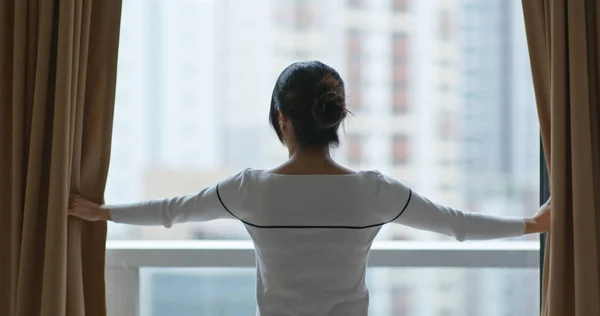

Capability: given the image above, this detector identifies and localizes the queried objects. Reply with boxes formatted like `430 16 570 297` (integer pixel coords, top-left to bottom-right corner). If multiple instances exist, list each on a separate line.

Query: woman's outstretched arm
378 173 550 241
68 170 247 227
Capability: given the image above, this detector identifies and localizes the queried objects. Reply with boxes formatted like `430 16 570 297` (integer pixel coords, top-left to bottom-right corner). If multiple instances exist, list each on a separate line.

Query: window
392 134 409 165
438 10 453 41
346 134 363 165
393 63 408 84
107 0 541 315
393 87 408 114
347 0 363 8
348 31 362 58
273 2 295 29
439 112 454 140
393 0 408 11
295 4 314 29
439 58 452 68
392 33 408 62
439 83 451 92
392 33 409 114
347 30 363 111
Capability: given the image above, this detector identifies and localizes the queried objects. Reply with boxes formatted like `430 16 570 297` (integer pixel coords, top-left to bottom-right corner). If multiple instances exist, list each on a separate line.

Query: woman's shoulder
221 168 271 187
222 168 265 182
243 168 382 177
227 168 401 184
220 168 411 200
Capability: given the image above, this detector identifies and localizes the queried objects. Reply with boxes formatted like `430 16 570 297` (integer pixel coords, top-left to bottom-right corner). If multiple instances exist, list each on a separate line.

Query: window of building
393 0 408 11
348 30 363 111
347 0 363 8
392 33 409 114
295 5 314 29
393 63 408 85
439 58 452 68
439 113 454 140
392 134 409 165
393 33 408 62
347 134 363 165
348 30 362 61
347 82 362 111
393 87 408 114
273 2 295 29
438 10 452 41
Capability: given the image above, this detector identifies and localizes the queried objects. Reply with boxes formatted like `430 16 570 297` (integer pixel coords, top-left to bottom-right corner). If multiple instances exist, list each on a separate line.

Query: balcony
106 240 539 315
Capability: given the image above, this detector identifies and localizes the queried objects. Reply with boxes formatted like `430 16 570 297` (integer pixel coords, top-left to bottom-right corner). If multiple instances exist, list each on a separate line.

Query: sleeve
107 170 247 228
377 173 526 241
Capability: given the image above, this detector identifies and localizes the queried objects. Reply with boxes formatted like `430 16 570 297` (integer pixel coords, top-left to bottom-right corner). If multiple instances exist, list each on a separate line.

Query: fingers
70 195 100 209
67 194 103 221
69 194 81 203
70 196 90 209
68 196 85 218
67 208 79 218
69 197 81 210
68 206 89 221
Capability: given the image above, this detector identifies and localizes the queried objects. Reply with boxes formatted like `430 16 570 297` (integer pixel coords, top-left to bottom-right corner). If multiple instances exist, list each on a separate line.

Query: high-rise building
459 0 538 215
458 1 539 316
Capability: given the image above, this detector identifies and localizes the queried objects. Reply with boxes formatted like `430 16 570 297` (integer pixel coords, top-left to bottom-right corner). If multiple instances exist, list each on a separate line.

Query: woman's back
221 170 398 315
251 229 376 315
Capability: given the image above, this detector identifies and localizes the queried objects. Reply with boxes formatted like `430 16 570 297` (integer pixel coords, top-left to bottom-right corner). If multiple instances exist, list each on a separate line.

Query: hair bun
311 75 347 129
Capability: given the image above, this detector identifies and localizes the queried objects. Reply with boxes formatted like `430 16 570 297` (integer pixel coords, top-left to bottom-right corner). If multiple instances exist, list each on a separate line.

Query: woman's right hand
69 195 112 221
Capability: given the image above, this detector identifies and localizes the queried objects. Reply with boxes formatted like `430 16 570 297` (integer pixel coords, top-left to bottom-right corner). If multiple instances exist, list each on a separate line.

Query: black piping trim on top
215 183 412 229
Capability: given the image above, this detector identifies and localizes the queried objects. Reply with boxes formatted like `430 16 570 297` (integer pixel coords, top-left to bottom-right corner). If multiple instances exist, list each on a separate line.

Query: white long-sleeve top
109 169 525 316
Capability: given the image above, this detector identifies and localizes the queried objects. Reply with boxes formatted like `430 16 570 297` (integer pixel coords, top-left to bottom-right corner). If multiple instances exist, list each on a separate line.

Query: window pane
139 268 539 316
107 0 539 242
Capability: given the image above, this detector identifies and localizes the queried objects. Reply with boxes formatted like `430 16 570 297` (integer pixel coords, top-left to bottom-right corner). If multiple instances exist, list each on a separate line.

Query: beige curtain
523 0 600 315
0 1 122 315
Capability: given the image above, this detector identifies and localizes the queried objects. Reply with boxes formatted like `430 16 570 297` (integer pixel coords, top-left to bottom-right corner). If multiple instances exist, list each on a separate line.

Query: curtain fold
0 1 122 315
523 0 600 315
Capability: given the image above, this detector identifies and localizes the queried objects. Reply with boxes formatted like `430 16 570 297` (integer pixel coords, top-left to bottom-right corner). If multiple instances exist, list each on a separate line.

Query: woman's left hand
524 197 551 234
69 195 112 221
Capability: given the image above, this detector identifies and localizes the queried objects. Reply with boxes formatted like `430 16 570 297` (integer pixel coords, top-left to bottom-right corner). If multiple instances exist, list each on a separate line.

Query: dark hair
269 61 349 149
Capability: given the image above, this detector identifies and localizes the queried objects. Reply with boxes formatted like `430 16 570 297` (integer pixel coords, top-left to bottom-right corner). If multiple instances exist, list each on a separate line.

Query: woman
70 61 551 316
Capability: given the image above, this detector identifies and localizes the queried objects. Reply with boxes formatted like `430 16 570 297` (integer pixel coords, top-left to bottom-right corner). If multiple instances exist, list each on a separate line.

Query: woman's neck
288 147 330 160
270 147 354 175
